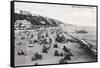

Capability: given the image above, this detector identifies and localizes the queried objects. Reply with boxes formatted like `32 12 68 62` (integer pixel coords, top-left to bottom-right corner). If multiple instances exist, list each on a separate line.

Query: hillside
14 13 65 29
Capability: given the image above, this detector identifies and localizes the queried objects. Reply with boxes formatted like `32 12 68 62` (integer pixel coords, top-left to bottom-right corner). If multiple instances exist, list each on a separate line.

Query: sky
15 2 97 26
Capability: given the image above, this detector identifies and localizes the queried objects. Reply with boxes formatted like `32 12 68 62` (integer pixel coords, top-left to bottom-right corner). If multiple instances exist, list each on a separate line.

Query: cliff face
14 13 64 29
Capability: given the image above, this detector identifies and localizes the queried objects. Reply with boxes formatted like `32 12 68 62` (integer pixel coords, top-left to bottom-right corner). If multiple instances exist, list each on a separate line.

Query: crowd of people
15 27 74 64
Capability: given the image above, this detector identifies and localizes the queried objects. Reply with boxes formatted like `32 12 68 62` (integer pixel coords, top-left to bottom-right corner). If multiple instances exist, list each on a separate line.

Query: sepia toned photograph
11 1 98 67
